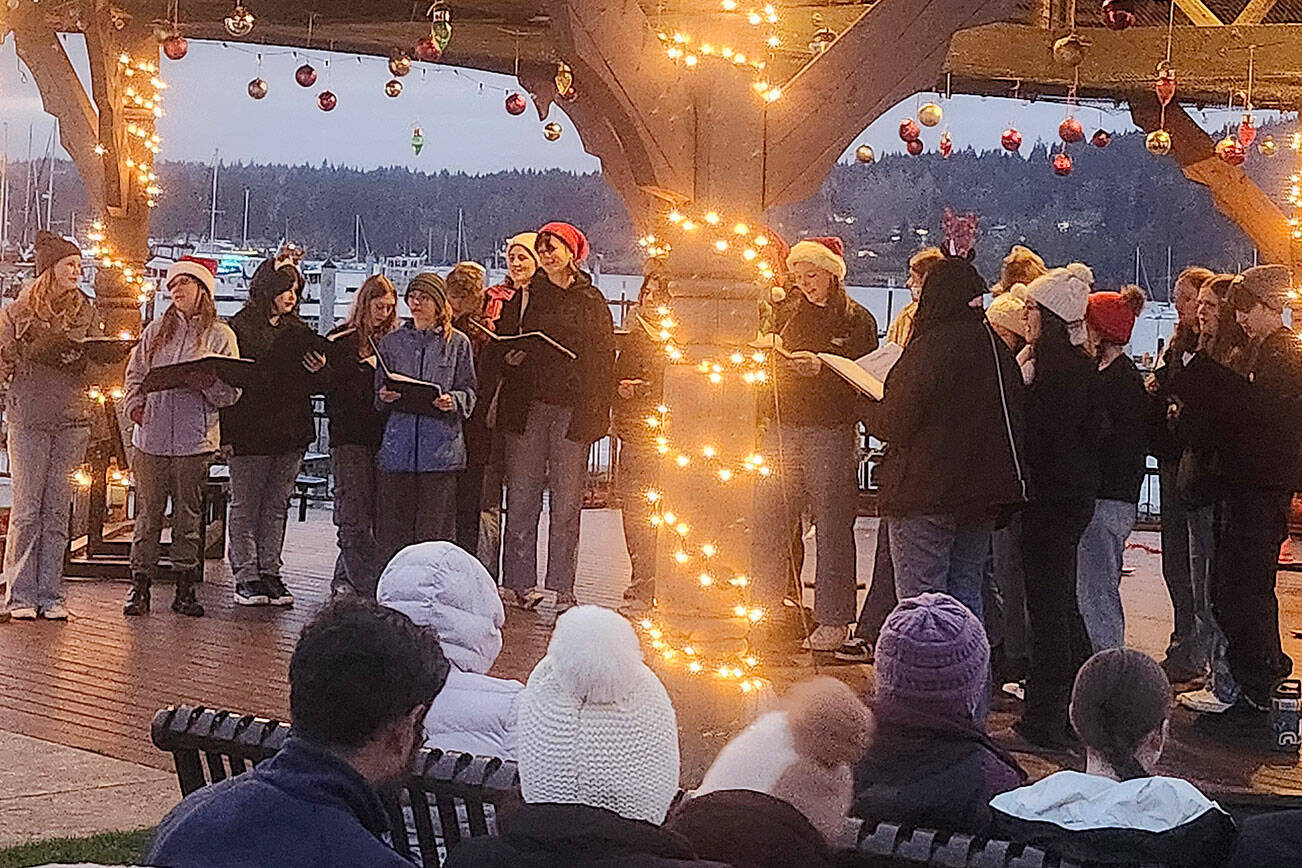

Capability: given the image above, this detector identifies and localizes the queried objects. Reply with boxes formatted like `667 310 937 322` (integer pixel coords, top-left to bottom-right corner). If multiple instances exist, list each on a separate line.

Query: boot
123 572 152 616
171 569 205 617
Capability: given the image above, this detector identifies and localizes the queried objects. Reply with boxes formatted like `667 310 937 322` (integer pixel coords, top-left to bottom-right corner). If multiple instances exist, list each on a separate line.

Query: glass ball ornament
1216 135 1245 166
1091 129 1112 148
918 102 943 127
388 49 412 77
414 38 442 63
1053 153 1073 176
1001 127 1022 152
854 144 875 164
555 62 573 95
1260 135 1278 157
295 63 317 87
385 79 403 98
1155 67 1176 107
247 77 268 99
162 33 188 60
1052 33 1088 67
317 90 337 112
898 118 921 142
1101 0 1136 31
505 93 528 116
223 2 255 36
906 139 924 156
1058 117 1085 144
1145 129 1172 156
809 27 836 55
543 122 563 142
939 131 953 158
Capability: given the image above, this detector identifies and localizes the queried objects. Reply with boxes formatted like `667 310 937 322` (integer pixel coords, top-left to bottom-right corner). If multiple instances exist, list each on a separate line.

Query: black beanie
34 230 81 276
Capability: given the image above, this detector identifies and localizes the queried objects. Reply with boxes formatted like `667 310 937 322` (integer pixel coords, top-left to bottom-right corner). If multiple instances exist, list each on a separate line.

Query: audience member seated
990 648 1236 867
147 597 450 867
1223 810 1302 867
377 540 523 757
445 605 725 867
670 676 872 867
853 593 1025 834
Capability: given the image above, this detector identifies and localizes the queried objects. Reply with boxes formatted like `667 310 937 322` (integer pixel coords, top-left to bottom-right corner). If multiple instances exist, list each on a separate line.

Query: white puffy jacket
378 541 522 759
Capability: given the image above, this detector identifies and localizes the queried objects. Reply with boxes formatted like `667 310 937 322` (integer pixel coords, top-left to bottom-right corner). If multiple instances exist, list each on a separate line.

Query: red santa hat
785 236 847 281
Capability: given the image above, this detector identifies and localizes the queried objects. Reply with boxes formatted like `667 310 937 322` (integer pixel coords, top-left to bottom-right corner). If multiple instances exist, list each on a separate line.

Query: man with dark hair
148 598 450 867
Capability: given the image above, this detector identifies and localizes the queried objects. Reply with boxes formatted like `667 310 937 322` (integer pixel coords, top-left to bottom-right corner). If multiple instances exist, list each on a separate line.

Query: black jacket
221 309 319 457
667 789 837 868
613 307 668 441
764 292 878 428
445 802 728 868
1096 354 1150 503
873 258 1025 519
1223 809 1302 868
1150 323 1199 462
497 270 615 445
1223 327 1302 492
321 327 386 450
1023 338 1103 505
1167 352 1247 507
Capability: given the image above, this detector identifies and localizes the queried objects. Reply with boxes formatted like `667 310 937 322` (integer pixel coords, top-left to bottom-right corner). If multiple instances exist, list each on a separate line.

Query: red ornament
898 118 921 143
162 34 188 60
1238 114 1257 148
906 139 924 156
413 37 442 63
1101 0 1136 30
505 93 528 116
317 90 337 112
1058 117 1085 144
295 63 317 87
1053 153 1073 176
1001 127 1022 152
1091 129 1112 148
1216 135 1245 166
1155 71 1176 107
939 131 953 158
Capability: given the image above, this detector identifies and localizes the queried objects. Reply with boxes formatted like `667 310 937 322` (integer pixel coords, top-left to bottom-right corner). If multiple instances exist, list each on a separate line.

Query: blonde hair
909 247 945 278
344 274 398 352
1000 245 1047 294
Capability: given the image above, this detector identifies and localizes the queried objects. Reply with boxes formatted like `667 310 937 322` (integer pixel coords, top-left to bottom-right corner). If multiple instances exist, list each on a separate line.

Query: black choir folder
27 330 139 367
370 338 446 416
467 319 577 359
141 355 255 393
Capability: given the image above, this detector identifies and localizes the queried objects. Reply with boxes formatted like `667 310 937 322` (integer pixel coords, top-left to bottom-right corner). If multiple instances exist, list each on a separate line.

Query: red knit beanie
1086 286 1145 346
537 221 589 264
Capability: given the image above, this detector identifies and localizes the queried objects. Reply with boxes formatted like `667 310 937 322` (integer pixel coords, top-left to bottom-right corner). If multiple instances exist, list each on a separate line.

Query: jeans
331 444 380 596
131 451 211 574
3 424 89 610
1076 499 1137 652
991 514 1030 669
1189 504 1235 698
890 514 994 620
376 470 456 562
853 519 898 644
1158 462 1197 661
227 452 301 585
753 424 859 626
477 432 507 579
1020 498 1094 738
1211 489 1294 707
618 436 660 601
502 403 588 598
455 464 485 558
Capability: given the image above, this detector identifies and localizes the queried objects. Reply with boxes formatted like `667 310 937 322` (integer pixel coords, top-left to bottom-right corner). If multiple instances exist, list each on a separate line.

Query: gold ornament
854 144 875 164
1260 136 1278 157
1145 129 1172 156
918 102 943 127
385 78 403 98
223 2 255 36
543 121 563 142
554 62 573 95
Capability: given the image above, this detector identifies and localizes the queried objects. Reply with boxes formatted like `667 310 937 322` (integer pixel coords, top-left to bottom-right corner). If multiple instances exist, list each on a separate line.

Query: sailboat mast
242 188 250 247
456 208 464 261
208 150 219 241
45 120 56 231
22 125 32 246
1 122 8 253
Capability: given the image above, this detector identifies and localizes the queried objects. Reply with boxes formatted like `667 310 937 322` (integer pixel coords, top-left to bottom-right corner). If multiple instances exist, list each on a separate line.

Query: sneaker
500 587 545 611
802 624 849 653
833 637 873 663
235 581 270 606
1001 680 1026 702
1161 656 1206 685
554 593 578 615
1178 687 1238 714
262 575 294 607
40 604 69 620
9 607 37 621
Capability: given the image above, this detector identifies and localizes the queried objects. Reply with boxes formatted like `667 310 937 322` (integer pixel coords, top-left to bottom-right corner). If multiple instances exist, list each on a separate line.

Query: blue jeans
752 424 859 626
1076 499 1136 652
3 424 89 611
889 514 994 619
502 403 588 598
1188 504 1235 699
331 444 380 596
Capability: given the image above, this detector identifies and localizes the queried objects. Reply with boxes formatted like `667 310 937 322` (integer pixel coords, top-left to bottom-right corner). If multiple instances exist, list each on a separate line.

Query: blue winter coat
146 737 414 867
375 323 477 473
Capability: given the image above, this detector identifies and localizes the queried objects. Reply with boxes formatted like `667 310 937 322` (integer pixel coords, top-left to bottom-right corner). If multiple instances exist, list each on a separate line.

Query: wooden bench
151 704 521 868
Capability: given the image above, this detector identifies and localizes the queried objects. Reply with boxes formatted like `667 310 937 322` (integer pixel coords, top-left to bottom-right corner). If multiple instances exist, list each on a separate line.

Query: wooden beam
1233 0 1279 25
1129 94 1293 269
761 0 1025 209
1172 0 1222 26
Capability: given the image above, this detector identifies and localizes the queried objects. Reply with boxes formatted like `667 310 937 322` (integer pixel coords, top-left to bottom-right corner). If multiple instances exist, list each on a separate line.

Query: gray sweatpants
227 452 301 585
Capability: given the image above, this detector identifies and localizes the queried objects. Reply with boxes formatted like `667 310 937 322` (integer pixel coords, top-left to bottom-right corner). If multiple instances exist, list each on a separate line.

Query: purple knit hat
874 593 989 722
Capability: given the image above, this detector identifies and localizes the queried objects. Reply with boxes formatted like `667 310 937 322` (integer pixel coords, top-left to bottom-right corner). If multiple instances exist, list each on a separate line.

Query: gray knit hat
874 593 990 723
406 272 448 306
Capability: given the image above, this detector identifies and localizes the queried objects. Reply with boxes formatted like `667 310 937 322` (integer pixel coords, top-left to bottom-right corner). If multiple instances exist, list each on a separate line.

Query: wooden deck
0 508 1299 800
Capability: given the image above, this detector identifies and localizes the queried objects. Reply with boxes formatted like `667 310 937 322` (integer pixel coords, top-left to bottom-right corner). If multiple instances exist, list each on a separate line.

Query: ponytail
1069 649 1170 781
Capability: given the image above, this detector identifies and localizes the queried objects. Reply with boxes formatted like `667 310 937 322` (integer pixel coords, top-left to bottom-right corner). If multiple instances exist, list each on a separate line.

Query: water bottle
1270 679 1300 752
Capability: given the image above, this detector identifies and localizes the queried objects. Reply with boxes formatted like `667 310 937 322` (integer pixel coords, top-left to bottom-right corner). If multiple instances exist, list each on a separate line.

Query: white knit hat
506 232 540 265
986 284 1029 340
517 606 680 823
1026 263 1093 346
165 258 216 295
695 677 873 840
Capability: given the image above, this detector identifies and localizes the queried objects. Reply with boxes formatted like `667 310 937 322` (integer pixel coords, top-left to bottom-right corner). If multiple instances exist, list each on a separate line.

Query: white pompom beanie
1026 263 1093 346
517 606 680 824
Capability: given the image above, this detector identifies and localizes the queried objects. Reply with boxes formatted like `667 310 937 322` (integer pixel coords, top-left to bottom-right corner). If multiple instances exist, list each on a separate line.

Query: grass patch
0 828 153 868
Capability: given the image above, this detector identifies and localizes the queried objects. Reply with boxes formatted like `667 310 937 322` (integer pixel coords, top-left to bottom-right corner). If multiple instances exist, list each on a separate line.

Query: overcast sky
0 35 1266 174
